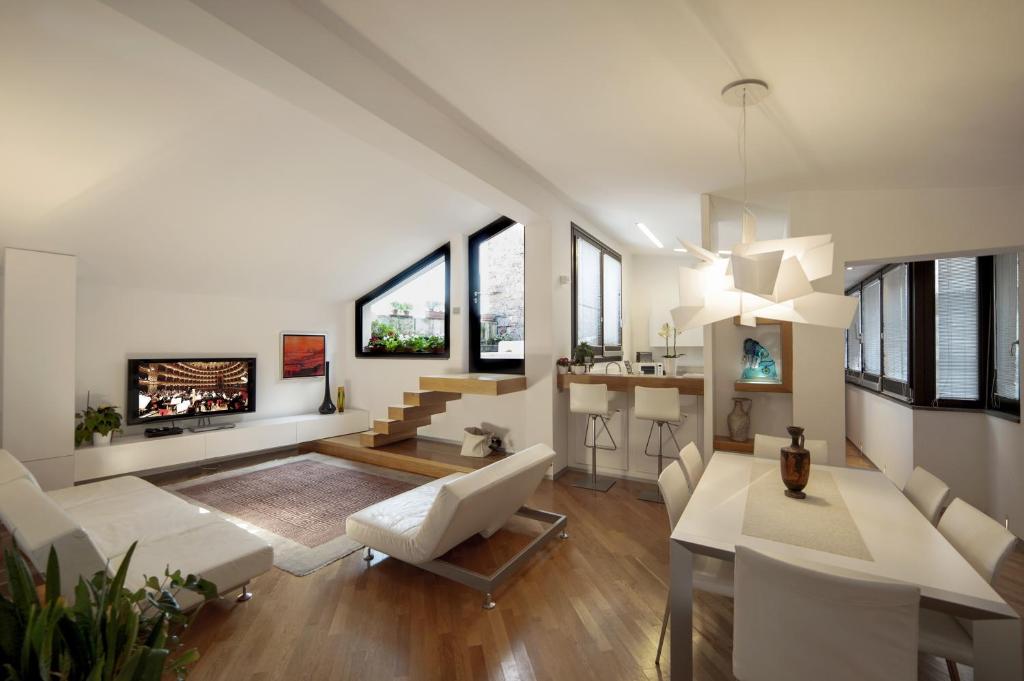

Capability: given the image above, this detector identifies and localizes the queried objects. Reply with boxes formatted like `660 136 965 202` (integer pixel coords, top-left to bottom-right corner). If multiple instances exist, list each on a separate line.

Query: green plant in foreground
74 405 123 447
0 542 217 681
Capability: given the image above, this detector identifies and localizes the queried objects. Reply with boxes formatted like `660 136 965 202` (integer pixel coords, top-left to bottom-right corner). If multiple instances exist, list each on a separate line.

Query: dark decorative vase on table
780 425 810 499
318 361 336 414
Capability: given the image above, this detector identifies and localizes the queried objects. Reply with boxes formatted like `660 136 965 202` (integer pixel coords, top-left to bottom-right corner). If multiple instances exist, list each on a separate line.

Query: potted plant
75 405 123 447
556 357 571 374
426 301 444 320
657 322 685 377
571 342 594 374
0 542 217 681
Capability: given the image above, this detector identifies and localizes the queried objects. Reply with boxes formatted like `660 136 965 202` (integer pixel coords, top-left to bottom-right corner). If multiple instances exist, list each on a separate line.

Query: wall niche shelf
714 435 753 454
732 317 793 394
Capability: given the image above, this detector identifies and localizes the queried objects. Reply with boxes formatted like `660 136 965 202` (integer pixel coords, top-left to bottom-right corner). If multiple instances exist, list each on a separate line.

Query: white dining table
670 451 1022 681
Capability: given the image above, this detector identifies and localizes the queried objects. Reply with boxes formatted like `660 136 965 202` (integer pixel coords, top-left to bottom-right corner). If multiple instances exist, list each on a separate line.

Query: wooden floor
845 437 878 470
162 450 1020 681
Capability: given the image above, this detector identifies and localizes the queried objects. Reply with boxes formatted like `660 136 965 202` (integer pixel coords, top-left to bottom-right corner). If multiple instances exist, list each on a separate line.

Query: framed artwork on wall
281 333 326 379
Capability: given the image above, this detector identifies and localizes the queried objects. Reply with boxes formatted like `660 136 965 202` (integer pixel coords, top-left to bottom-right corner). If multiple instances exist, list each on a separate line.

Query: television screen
127 358 256 425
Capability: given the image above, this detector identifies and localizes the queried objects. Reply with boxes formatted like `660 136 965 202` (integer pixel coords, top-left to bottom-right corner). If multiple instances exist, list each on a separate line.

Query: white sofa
0 449 272 607
346 443 565 608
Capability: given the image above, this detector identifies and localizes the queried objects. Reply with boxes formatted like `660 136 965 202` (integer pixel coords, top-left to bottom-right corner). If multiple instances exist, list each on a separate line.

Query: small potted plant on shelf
556 357 571 374
658 322 685 377
426 301 444 320
75 404 123 447
571 342 594 374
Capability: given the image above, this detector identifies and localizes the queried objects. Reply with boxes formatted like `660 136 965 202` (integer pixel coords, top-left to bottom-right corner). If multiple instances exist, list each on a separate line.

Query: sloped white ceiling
0 0 495 300
327 0 1024 252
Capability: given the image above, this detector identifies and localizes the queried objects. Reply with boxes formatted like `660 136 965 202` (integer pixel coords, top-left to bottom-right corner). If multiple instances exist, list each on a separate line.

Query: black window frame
354 243 451 359
988 253 1020 418
571 224 622 359
468 217 525 375
845 254 1019 420
845 264 912 399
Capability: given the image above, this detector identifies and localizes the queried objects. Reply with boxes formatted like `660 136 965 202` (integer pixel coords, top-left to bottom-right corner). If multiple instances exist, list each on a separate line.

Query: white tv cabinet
74 410 368 482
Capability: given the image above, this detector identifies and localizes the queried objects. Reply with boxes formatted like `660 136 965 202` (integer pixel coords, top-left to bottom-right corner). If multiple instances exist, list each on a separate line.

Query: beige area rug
742 461 874 561
165 453 430 576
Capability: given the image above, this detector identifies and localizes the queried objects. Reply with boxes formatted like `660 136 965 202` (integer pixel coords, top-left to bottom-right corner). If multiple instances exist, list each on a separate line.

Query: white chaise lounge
346 443 566 609
0 449 272 607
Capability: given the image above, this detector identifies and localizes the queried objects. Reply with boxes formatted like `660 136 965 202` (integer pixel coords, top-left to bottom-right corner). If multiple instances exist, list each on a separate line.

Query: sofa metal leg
945 659 960 681
364 547 374 562
559 528 569 540
236 583 252 603
483 593 496 610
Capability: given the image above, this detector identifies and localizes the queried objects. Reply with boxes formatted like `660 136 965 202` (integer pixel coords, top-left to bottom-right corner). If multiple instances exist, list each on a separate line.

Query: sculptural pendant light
670 79 857 331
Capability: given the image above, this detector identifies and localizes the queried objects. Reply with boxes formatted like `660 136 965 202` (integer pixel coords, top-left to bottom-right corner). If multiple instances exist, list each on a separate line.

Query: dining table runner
741 461 874 561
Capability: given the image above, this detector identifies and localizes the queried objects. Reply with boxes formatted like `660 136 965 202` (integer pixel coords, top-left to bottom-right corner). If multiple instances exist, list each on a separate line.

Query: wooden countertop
556 372 704 395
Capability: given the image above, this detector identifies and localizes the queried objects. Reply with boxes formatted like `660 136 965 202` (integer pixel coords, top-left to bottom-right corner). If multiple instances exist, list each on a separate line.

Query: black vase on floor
318 361 336 414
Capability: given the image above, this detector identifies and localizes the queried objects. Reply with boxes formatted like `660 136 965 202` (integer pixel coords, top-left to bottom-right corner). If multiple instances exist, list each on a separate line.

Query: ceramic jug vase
780 425 811 499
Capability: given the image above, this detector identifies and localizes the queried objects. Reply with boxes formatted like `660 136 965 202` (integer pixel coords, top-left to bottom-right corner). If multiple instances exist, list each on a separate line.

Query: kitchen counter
556 372 704 395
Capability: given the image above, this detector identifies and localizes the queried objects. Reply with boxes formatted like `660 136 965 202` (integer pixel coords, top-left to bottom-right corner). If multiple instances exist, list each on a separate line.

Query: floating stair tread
389 403 447 420
359 430 415 447
373 416 431 435
419 374 526 396
403 390 461 406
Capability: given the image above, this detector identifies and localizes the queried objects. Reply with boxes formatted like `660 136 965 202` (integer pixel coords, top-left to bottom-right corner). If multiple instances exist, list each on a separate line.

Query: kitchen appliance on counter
636 362 665 376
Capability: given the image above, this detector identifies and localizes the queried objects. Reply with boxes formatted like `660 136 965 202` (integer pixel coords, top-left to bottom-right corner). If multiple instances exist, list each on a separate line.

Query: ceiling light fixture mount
721 78 770 106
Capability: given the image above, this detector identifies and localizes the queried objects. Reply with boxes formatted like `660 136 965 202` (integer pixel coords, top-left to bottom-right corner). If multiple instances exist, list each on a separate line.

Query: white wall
792 186 1024 530
76 282 345 437
2 249 77 489
630 254 702 366
845 385 916 487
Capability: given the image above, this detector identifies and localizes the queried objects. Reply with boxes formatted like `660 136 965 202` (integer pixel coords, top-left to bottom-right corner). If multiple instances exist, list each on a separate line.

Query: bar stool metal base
636 487 664 504
571 474 617 492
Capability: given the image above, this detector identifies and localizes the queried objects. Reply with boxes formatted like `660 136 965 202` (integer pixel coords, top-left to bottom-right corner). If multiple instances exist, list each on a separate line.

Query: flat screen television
126 358 256 425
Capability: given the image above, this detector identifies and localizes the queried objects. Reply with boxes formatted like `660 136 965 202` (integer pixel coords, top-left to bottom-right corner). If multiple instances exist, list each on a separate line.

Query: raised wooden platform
304 434 505 478
714 434 754 454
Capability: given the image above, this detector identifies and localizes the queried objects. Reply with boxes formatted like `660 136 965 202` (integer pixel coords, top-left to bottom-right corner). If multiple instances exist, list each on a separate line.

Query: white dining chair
678 441 704 490
753 433 828 465
919 498 1018 680
903 466 951 526
654 461 733 665
733 545 920 681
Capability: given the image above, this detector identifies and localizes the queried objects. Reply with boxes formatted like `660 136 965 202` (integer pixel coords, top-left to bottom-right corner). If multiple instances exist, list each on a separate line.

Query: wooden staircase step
359 430 415 447
389 403 447 420
419 374 526 396
373 416 432 435
403 390 461 406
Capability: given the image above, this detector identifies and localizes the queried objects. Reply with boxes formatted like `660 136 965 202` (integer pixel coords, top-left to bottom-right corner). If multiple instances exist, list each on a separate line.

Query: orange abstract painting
282 334 326 378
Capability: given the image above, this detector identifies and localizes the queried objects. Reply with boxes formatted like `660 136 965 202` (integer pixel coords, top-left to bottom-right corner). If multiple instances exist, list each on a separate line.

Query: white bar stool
634 386 684 503
569 382 618 492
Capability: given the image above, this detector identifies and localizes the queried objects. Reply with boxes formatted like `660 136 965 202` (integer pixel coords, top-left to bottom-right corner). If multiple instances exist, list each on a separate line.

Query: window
992 252 1019 410
354 244 450 358
862 278 881 379
846 254 1019 419
935 257 979 402
882 264 910 395
469 218 525 374
846 290 862 372
572 225 622 356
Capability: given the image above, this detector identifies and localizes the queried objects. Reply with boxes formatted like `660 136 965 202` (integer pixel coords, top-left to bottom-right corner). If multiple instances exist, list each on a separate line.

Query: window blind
862 279 881 376
602 253 622 348
847 290 862 371
882 265 909 382
575 237 602 346
935 257 979 401
993 253 1019 401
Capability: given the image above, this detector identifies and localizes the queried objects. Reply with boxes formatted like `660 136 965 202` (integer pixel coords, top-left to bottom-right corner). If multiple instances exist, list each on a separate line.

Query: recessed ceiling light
845 266 854 271
718 250 732 256
673 247 688 253
636 222 664 249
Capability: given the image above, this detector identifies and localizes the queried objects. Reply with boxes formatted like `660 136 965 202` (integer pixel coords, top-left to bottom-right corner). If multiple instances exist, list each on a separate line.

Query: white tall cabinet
2 248 77 489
